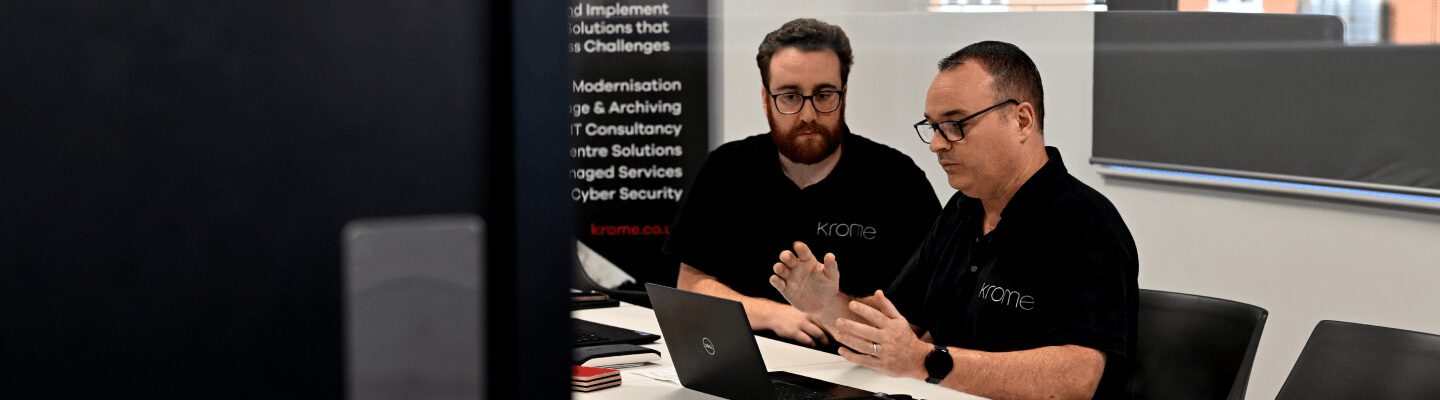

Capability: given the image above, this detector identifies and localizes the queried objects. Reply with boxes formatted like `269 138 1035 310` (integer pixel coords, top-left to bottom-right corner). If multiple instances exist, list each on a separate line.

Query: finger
792 241 817 265
838 347 876 368
829 327 869 353
800 320 827 345
769 275 786 291
773 262 787 278
835 317 884 343
874 290 903 319
778 250 797 267
788 328 816 347
849 299 892 328
822 252 841 280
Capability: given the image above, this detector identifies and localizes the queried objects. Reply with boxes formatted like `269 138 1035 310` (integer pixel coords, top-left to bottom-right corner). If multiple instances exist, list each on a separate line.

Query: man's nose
797 99 820 121
928 132 950 153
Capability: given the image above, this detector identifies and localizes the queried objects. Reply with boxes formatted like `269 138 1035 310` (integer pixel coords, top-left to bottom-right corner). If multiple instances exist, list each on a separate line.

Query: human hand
769 241 841 317
833 290 929 380
758 304 829 347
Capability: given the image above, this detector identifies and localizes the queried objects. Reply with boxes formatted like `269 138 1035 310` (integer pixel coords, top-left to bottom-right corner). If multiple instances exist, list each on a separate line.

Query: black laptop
646 283 876 400
573 318 660 347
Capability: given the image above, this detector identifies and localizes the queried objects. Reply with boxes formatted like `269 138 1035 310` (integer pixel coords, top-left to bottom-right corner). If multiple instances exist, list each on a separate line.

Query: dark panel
1105 0 1179 12
1094 44 1440 193
1093 13 1440 195
0 0 486 397
1096 12 1343 45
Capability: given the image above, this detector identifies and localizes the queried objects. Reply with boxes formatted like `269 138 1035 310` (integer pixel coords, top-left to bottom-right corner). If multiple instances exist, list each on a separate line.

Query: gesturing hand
833 290 929 381
769 241 841 316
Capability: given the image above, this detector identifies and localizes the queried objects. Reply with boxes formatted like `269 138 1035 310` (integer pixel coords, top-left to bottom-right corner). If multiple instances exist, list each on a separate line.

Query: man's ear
760 85 770 114
1015 101 1038 143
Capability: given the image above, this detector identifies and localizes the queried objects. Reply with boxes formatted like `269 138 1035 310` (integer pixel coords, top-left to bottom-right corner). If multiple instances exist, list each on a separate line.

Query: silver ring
872 342 878 355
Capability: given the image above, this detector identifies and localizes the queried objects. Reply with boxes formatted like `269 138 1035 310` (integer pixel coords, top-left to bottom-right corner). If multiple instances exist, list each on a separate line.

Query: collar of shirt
998 146 1068 224
956 146 1068 239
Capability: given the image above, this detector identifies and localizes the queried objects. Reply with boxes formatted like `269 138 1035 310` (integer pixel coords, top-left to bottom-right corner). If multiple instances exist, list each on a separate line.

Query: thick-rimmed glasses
914 99 1018 143
769 90 844 115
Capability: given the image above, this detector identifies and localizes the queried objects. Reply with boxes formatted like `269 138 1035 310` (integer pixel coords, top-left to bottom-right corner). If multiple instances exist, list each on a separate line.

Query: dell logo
702 337 715 356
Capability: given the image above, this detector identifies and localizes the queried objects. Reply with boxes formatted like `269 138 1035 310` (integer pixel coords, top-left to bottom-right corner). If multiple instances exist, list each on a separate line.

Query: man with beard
663 18 939 348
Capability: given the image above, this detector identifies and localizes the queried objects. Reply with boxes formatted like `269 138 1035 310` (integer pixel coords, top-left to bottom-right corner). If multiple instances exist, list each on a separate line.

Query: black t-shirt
664 132 939 303
888 146 1139 399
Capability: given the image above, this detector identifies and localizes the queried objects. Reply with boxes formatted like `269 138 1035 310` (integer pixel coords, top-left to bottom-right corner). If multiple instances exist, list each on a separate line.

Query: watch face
924 345 953 383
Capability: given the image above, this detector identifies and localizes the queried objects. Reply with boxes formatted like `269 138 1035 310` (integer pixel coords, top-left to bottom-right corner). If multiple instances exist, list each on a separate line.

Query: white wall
717 7 1095 200
715 4 1440 399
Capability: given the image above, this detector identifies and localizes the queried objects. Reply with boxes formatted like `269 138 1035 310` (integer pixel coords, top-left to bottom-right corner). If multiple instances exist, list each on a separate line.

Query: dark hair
756 18 853 89
937 41 1044 130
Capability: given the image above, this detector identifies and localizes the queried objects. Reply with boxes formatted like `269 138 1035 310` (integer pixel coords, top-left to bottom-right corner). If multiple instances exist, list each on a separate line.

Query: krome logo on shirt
816 222 877 240
977 282 1036 311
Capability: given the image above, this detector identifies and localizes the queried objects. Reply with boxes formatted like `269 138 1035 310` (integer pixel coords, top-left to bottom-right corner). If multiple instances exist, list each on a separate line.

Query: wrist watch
923 344 953 384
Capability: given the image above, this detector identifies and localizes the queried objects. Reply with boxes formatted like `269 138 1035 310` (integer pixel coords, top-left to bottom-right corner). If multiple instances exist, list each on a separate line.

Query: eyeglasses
769 90 844 115
913 99 1018 143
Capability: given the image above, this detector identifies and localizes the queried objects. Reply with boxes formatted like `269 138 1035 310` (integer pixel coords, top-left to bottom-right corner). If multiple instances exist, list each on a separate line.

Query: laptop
646 283 876 400
573 318 660 347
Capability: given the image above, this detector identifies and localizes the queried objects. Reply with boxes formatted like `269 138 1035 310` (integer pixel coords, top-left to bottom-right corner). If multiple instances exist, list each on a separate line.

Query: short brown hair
755 18 853 89
937 41 1045 130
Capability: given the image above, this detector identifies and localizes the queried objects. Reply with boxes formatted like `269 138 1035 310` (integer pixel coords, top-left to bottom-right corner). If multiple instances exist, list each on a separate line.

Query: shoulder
697 133 772 174
844 133 932 183
1046 175 1134 244
707 133 769 158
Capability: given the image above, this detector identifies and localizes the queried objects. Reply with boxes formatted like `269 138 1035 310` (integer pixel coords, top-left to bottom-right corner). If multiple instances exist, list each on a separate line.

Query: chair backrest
1129 289 1268 400
1276 320 1440 400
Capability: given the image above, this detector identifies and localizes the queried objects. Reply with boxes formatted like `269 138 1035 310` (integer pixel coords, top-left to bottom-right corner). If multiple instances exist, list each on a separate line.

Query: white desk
573 303 984 399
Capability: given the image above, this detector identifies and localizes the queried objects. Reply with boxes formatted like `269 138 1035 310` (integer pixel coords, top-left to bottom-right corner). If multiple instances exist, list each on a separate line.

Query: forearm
678 263 786 328
932 345 1104 400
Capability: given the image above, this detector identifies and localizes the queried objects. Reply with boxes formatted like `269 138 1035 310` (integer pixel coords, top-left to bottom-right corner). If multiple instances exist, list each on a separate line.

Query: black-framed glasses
769 90 844 115
913 99 1018 143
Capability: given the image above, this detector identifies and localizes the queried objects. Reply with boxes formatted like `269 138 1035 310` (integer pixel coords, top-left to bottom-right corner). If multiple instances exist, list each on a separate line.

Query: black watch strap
924 344 952 384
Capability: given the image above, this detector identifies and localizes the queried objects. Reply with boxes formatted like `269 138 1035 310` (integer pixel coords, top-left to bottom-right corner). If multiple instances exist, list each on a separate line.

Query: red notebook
571 365 621 392
572 365 619 382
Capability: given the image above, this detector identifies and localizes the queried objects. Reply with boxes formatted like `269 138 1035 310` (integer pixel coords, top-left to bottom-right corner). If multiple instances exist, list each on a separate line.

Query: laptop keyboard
573 328 610 345
772 380 826 400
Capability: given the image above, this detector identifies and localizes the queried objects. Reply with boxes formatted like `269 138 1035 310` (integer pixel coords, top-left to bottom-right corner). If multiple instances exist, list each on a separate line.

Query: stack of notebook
571 365 621 392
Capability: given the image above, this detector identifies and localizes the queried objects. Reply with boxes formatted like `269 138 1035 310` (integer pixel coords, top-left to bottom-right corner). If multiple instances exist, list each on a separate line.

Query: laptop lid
646 283 776 400
572 318 660 347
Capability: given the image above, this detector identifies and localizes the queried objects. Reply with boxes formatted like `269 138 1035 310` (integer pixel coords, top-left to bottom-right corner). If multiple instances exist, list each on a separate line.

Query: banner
569 0 709 287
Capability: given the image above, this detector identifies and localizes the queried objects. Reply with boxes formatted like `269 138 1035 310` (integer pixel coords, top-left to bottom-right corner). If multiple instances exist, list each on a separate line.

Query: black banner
569 0 709 287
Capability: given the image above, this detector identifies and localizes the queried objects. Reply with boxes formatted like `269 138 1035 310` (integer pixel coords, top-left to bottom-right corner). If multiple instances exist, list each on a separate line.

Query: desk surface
573 303 983 400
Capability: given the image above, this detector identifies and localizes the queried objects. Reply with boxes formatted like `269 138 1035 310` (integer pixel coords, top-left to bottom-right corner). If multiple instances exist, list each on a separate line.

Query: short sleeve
1045 216 1138 361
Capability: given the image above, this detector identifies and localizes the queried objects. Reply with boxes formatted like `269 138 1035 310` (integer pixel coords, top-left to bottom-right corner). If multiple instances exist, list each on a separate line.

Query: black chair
1276 320 1440 400
1129 289 1268 400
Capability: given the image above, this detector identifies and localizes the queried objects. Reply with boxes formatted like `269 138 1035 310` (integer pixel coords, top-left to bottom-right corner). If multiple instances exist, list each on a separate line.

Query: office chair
1128 289 1268 400
1275 320 1440 400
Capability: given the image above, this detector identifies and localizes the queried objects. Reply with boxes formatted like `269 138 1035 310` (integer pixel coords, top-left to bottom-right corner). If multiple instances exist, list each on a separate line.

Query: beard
767 114 845 165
